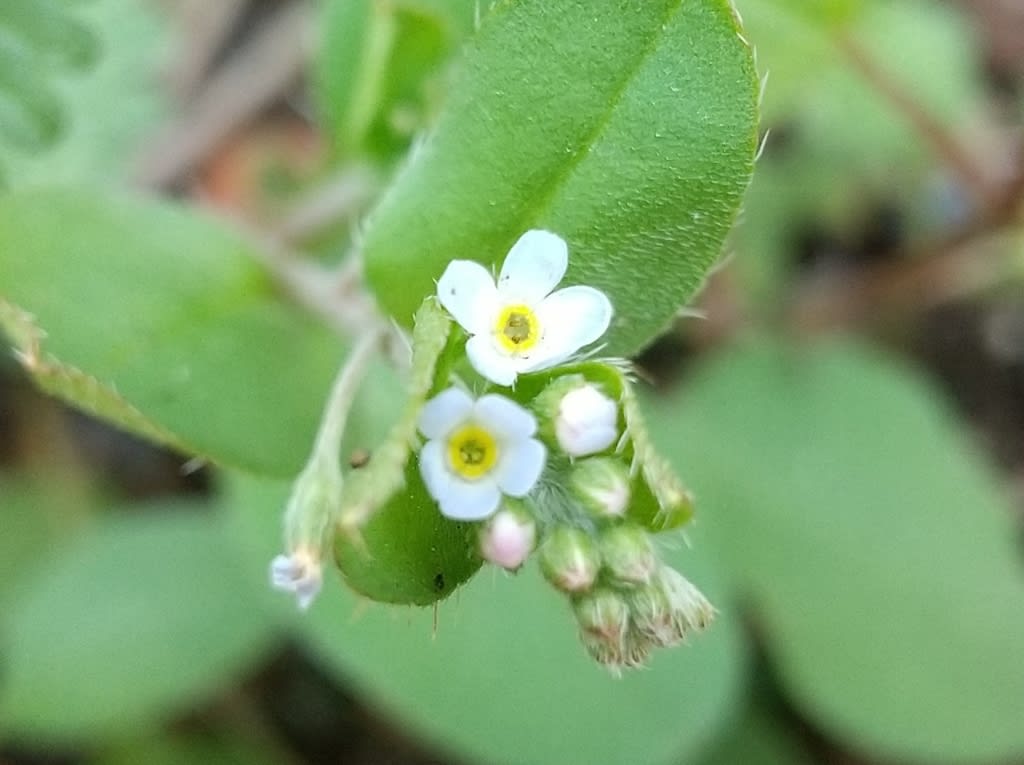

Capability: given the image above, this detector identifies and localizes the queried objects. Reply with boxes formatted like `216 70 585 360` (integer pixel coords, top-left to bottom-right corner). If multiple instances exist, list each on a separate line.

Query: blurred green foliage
2 0 1024 763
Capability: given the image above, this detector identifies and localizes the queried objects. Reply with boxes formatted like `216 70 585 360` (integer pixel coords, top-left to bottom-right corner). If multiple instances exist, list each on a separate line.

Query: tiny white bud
479 509 536 570
270 548 323 610
555 384 619 457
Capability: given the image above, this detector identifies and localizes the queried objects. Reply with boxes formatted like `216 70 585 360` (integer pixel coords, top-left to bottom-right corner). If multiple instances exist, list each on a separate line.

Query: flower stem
283 326 385 556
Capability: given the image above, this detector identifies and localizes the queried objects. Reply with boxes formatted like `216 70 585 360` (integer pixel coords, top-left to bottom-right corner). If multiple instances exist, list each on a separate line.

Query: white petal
525 285 613 371
419 439 452 503
474 394 537 440
498 230 568 304
494 437 546 497
439 478 502 520
269 553 322 610
419 387 473 439
437 259 499 334
558 423 618 457
466 334 519 386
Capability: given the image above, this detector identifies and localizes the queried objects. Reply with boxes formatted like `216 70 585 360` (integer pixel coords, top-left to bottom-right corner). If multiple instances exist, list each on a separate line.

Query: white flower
270 549 322 610
419 387 546 520
556 384 619 457
437 230 613 386
479 509 536 570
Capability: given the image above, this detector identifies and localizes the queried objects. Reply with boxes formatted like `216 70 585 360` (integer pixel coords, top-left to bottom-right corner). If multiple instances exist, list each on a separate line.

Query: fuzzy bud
659 566 715 634
479 507 536 570
599 525 658 587
539 526 601 593
555 384 620 457
574 589 653 670
570 457 631 518
626 583 678 646
573 588 650 670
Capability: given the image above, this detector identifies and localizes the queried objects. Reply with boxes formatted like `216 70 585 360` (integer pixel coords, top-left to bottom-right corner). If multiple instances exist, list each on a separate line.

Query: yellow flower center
494 303 540 354
447 423 500 480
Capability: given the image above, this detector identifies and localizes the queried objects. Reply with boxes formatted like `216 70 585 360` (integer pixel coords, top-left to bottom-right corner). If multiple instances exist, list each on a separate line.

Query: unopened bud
573 588 650 670
479 508 536 570
659 566 715 634
539 526 601 593
570 457 630 518
555 384 620 457
535 376 621 458
626 583 677 646
599 524 657 587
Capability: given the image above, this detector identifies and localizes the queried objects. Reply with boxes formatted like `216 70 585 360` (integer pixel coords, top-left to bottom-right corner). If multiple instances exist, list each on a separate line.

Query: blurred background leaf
0 188 401 477
0 504 281 742
0 0 166 189
650 338 1024 763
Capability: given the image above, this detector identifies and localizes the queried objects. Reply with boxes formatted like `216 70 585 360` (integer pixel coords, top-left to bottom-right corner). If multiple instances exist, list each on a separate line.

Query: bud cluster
536 517 714 670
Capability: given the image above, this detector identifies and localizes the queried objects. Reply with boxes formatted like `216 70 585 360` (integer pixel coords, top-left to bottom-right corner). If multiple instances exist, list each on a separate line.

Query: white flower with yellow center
437 230 613 386
419 387 546 520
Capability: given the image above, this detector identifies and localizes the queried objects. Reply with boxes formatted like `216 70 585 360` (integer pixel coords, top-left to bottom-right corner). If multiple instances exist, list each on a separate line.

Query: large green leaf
0 507 280 741
224 471 748 765
363 0 758 355
0 0 165 187
699 704 814 765
0 188 401 477
650 338 1024 763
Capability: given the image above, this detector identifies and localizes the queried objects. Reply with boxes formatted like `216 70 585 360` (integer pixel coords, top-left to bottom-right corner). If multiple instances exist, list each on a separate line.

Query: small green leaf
363 0 759 355
650 338 1024 763
335 461 480 605
329 299 479 605
0 188 401 477
0 507 279 741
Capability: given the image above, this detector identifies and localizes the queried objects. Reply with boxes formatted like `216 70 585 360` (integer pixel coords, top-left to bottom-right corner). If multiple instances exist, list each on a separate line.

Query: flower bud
626 582 678 646
570 457 631 518
599 524 657 587
659 566 715 633
479 507 536 570
271 448 344 610
539 526 601 593
574 587 630 642
270 548 323 611
574 589 655 670
555 384 620 457
573 588 650 670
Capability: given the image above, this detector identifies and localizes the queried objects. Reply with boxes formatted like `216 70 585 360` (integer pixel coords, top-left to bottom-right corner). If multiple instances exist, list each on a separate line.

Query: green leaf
363 0 759 355
0 0 165 187
316 0 466 159
0 506 280 741
334 298 482 604
698 704 814 765
224 471 749 765
650 338 1024 763
0 188 401 477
